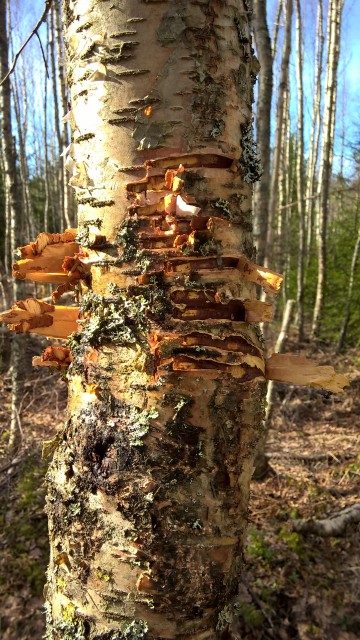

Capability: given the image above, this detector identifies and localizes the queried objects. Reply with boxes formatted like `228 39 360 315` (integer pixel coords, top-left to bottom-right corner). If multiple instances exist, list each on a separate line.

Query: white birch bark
312 0 344 337
295 0 305 340
265 0 292 268
253 0 273 267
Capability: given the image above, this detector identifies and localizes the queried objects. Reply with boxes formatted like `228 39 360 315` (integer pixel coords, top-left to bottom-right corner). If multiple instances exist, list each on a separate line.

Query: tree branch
293 504 360 537
0 0 52 86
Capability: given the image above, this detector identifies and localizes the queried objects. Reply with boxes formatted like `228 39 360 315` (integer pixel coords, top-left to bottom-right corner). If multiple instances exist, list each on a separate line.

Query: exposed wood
266 353 349 393
17 230 78 258
237 256 283 295
13 230 88 286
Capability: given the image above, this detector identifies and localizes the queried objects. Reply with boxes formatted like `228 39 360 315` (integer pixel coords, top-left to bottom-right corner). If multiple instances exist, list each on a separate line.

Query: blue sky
268 0 360 174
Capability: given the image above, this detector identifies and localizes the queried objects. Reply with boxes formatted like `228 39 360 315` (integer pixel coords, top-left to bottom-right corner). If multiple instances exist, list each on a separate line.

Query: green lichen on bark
68 282 171 364
239 120 262 184
76 219 103 247
115 219 154 272
45 603 148 640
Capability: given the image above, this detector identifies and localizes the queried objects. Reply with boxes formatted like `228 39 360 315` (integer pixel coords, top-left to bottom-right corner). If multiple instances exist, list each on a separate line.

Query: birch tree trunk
276 85 290 279
305 0 324 264
312 0 344 337
336 225 360 352
49 5 64 231
265 0 292 268
271 0 283 59
53 1 74 230
11 69 36 242
253 0 273 267
253 298 294 478
0 0 25 454
295 0 305 341
44 2 266 638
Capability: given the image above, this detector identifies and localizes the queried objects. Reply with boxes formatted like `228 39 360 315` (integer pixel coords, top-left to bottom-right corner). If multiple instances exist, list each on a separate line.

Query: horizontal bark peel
266 353 349 392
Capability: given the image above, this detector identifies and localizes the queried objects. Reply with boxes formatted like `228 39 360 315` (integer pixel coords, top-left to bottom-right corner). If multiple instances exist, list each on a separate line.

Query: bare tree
265 0 293 268
305 0 324 264
253 0 273 267
0 0 25 454
295 0 305 340
312 0 344 337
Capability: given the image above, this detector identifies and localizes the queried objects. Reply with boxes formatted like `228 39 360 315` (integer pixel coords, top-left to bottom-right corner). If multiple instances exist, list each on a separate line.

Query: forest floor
0 340 359 640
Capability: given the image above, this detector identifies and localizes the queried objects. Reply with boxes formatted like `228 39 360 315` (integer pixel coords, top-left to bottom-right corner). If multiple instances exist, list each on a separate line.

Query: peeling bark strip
32 346 73 370
0 298 79 339
12 229 90 293
266 354 348 394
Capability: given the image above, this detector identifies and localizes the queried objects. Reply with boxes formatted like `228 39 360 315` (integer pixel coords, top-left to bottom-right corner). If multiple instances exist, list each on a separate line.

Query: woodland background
0 0 359 638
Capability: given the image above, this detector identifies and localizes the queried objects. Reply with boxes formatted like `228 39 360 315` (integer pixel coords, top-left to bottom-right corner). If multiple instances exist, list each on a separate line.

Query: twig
241 577 275 636
35 30 49 79
0 0 52 86
268 451 355 463
15 406 24 445
0 456 24 475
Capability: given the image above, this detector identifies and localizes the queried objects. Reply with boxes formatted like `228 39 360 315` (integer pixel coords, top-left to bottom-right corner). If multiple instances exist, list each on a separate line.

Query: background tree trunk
305 0 324 266
337 225 360 352
253 298 295 478
265 0 292 268
295 0 305 341
0 0 26 455
253 0 273 267
312 0 344 337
